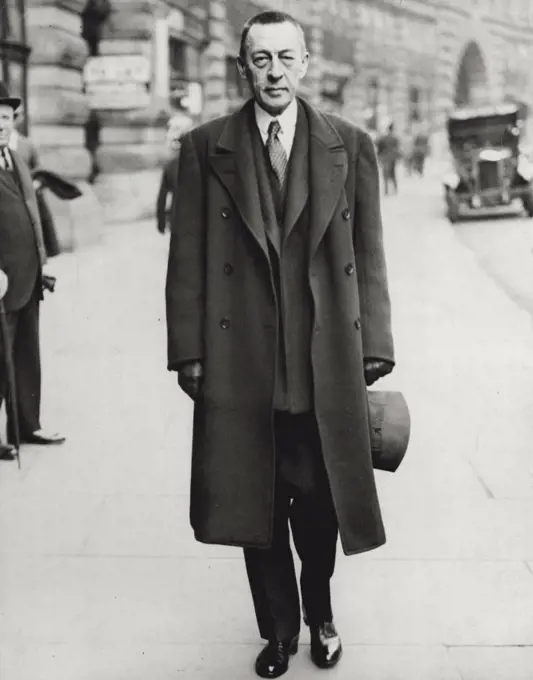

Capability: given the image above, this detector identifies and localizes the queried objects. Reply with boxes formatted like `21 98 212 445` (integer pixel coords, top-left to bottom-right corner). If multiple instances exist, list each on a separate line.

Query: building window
0 0 29 131
408 86 421 124
168 36 202 113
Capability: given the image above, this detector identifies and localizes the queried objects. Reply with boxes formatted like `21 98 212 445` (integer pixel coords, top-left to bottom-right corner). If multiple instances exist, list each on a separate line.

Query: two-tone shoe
310 621 342 669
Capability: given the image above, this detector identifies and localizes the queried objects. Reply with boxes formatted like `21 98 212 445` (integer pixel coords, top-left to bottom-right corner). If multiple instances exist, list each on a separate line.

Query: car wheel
446 196 460 223
522 191 533 217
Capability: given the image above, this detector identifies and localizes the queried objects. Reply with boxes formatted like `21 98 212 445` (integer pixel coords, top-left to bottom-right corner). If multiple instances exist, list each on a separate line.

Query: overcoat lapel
282 102 309 243
208 98 348 261
11 152 40 227
10 150 47 265
301 100 348 258
209 101 270 259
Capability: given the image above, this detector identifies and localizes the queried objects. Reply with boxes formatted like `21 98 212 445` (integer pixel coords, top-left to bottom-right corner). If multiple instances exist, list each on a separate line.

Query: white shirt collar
254 98 298 138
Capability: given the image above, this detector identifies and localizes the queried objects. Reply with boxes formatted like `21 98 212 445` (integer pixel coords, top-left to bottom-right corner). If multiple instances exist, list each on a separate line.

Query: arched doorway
455 41 489 108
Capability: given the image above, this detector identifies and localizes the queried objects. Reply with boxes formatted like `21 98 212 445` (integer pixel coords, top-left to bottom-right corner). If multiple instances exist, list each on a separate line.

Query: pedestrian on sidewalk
0 83 66 461
156 115 192 234
166 11 394 679
377 122 401 195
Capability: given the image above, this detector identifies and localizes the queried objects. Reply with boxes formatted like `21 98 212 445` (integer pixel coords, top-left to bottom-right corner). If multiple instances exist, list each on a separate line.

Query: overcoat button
221 208 232 219
223 263 233 275
220 318 231 330
354 319 361 330
344 263 355 275
342 208 351 220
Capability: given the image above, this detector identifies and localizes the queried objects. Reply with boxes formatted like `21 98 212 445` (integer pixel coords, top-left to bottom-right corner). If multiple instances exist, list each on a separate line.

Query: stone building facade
2 0 533 240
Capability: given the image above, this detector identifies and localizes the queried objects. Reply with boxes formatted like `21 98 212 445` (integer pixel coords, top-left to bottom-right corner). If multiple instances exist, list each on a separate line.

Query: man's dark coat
166 98 394 556
0 149 47 311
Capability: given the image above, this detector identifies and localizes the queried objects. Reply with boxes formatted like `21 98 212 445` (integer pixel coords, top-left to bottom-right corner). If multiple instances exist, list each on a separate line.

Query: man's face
238 21 309 116
0 105 14 148
166 126 182 153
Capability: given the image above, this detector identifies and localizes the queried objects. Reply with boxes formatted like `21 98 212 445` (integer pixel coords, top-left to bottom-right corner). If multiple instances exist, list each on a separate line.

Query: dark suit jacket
156 155 180 233
0 149 47 311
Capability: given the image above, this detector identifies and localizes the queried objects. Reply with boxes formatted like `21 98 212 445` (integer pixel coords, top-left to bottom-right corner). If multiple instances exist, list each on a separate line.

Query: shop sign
84 55 151 86
86 83 150 110
84 55 151 110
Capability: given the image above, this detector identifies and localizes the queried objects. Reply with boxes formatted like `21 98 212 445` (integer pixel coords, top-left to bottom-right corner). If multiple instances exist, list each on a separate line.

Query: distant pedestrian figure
156 115 192 234
377 123 401 195
411 129 430 176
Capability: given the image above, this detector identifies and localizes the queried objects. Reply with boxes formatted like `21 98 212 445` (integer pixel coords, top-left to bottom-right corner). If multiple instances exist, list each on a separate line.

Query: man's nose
268 57 283 80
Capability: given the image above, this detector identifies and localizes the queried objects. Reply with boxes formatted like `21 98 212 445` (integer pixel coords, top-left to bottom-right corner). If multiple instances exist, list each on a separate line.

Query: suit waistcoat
0 168 40 311
250 105 314 413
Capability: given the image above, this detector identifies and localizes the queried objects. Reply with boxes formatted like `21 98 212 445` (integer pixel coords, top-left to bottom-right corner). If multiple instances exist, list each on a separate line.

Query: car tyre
522 190 533 217
446 195 460 223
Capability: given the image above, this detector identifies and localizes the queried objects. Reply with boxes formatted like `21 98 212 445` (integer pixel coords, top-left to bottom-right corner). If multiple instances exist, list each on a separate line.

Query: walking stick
0 299 20 468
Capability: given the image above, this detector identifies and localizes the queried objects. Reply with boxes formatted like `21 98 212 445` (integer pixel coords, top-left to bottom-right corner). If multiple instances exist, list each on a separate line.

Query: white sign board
86 83 150 111
84 55 151 85
84 55 151 110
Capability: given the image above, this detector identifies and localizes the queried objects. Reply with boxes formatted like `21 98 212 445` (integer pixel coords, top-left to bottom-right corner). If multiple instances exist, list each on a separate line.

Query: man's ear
236 56 247 79
299 51 310 79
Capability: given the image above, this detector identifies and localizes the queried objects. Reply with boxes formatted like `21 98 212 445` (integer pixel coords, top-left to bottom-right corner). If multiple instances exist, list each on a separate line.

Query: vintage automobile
443 103 533 222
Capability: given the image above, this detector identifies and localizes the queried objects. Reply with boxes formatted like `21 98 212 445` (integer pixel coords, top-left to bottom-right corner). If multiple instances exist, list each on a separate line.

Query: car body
443 103 533 222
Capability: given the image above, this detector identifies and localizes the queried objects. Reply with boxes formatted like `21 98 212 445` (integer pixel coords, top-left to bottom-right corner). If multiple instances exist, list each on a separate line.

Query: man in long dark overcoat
166 11 394 678
0 83 65 461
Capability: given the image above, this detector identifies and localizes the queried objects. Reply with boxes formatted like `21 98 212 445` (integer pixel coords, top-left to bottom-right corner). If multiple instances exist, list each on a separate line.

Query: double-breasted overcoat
166 98 394 556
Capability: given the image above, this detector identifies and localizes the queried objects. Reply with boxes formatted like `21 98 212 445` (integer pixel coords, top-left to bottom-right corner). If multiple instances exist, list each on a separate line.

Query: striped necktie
267 119 288 189
0 147 11 171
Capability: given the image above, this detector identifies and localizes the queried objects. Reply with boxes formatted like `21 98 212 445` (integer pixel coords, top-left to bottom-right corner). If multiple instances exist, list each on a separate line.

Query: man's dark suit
0 148 47 439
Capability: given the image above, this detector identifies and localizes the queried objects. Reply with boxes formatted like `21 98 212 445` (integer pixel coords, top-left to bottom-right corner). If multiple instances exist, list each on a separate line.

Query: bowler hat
0 82 21 111
368 390 411 472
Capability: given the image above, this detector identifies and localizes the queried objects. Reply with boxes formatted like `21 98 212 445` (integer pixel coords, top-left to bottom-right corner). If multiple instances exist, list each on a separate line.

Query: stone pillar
94 0 167 224
26 0 103 250
432 5 463 157
306 2 323 107
202 0 228 121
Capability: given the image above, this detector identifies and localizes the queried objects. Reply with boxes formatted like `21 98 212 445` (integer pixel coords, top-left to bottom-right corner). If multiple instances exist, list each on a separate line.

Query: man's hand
41 274 56 294
178 361 204 401
0 270 8 301
364 359 393 387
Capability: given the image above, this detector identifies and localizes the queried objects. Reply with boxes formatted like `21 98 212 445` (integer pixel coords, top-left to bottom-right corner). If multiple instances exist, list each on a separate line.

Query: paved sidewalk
1 174 533 680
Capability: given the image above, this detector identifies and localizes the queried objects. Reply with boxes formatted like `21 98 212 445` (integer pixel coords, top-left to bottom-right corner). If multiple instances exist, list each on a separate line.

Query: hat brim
0 97 22 110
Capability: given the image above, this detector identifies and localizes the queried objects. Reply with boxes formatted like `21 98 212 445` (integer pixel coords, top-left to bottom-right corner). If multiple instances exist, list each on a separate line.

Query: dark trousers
244 412 338 642
0 290 41 441
383 161 398 195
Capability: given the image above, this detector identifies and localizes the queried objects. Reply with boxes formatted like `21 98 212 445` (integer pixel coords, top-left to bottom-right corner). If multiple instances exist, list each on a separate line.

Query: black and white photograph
1 1 533 679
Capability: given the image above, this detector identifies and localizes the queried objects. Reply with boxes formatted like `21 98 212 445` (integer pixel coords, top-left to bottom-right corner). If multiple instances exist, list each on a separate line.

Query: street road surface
0 168 533 680
406 168 533 318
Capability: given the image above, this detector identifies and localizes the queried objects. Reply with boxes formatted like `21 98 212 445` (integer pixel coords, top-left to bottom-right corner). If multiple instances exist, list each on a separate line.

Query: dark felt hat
0 82 21 111
368 390 411 473
32 169 82 201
